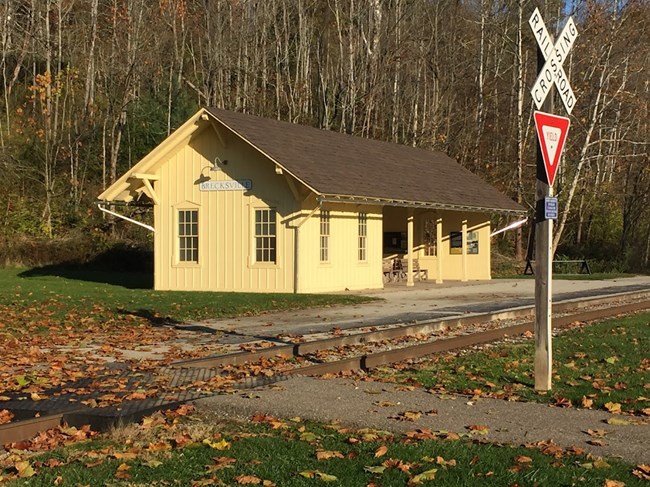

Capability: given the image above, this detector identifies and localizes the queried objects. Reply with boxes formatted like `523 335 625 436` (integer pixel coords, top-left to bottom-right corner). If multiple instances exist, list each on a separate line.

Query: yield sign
534 111 570 187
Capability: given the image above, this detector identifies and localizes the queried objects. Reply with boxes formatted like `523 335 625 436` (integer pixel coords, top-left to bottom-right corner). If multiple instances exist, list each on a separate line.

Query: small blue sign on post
544 197 558 220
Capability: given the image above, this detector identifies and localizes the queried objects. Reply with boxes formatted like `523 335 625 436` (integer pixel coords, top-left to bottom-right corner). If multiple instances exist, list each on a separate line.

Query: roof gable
98 109 207 203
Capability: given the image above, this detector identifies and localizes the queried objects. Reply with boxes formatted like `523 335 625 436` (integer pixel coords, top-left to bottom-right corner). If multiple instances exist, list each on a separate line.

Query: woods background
0 0 647 272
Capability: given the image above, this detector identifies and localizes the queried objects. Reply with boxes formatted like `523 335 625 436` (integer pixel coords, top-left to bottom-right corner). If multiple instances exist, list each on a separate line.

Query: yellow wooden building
98 108 524 293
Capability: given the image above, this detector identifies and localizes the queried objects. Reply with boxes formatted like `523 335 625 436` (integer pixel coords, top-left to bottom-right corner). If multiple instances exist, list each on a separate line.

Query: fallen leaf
203 439 230 450
393 411 422 422
299 470 337 482
604 402 622 413
603 480 625 487
374 445 389 458
300 431 319 442
192 477 226 487
364 465 387 474
606 418 630 426
115 463 131 480
435 456 456 467
113 451 138 460
316 450 344 460
632 464 650 480
513 456 533 463
581 396 594 408
466 424 489 435
235 474 262 484
408 468 437 485
587 439 607 446
585 429 608 437
15 461 35 478
593 459 611 469
0 409 14 425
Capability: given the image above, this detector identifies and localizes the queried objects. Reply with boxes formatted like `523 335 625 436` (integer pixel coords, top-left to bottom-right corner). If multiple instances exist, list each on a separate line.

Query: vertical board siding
297 204 383 293
155 126 295 293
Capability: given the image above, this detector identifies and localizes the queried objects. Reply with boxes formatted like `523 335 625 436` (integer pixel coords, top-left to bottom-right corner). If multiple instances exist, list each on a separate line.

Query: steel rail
0 414 63 446
281 298 650 376
175 290 650 369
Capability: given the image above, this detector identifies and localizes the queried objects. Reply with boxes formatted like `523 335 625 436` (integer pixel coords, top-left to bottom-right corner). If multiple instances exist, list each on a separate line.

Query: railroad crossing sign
534 111 570 187
529 8 578 114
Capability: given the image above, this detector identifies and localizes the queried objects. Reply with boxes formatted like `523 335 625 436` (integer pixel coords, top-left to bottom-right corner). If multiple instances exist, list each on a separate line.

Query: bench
383 258 428 282
524 259 591 275
399 259 428 281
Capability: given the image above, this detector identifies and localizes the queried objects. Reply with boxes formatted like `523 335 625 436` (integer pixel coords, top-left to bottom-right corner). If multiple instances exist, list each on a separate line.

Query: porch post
407 209 414 287
461 219 468 282
436 217 443 284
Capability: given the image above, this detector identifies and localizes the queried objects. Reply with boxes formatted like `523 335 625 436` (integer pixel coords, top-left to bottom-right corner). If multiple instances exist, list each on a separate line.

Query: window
423 219 437 257
320 210 330 262
255 208 277 263
467 231 479 254
358 212 367 261
449 230 479 255
450 231 462 255
178 209 199 263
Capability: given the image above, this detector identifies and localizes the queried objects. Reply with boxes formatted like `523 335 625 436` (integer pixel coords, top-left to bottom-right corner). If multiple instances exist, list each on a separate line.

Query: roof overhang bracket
207 117 227 148
130 173 160 205
285 174 310 203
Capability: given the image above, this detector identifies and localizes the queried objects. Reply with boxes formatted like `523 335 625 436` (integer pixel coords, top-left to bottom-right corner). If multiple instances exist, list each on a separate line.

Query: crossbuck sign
529 8 578 114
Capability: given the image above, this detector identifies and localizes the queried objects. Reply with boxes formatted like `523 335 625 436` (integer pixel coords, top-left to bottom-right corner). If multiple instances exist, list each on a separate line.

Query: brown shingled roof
207 107 524 214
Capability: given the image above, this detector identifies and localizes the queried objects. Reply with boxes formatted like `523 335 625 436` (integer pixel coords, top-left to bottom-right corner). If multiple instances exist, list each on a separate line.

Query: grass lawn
2 407 645 486
0 266 376 322
374 313 650 415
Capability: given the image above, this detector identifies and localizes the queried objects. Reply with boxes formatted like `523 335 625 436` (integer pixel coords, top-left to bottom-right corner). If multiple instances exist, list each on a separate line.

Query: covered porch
381 206 491 287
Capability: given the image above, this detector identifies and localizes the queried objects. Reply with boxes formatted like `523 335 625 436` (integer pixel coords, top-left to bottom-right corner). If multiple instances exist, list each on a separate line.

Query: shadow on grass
120 308 184 327
19 265 153 289
120 309 296 346
18 245 154 289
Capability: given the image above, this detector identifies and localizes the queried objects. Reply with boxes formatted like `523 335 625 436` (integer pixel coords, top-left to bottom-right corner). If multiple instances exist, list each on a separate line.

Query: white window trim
251 206 279 267
173 202 201 267
320 210 330 263
358 212 367 262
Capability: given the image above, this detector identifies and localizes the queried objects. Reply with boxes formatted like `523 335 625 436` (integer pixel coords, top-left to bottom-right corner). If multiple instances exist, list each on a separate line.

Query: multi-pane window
358 212 367 261
450 231 462 254
467 231 479 254
255 208 277 263
178 209 198 263
320 210 330 262
423 219 437 257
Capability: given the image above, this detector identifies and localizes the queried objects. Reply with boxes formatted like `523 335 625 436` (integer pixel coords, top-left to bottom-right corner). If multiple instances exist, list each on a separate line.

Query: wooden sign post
528 6 577 391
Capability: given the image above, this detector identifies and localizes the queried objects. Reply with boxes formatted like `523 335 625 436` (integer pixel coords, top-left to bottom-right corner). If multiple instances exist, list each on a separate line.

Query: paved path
197 376 650 465
193 276 650 342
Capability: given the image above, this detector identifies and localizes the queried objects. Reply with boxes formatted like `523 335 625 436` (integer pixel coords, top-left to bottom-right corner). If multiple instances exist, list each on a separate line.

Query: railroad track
2 290 649 446
175 290 650 375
